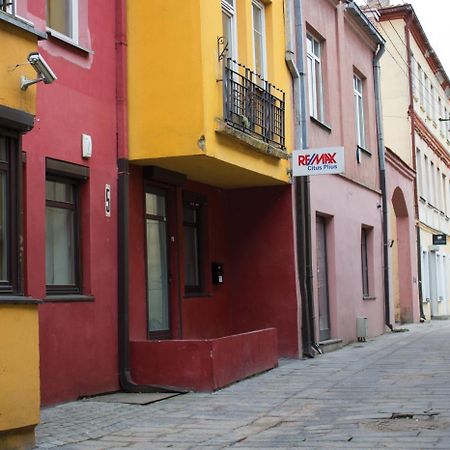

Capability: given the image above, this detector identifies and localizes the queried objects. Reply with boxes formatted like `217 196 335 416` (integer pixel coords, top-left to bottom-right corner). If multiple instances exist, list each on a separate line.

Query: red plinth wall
130 328 278 391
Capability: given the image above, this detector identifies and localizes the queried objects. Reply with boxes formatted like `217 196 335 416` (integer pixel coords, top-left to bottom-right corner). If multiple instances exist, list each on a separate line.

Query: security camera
21 52 57 90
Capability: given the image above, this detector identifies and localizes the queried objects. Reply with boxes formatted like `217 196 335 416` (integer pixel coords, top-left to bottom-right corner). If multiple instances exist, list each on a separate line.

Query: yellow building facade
127 0 293 188
0 9 44 450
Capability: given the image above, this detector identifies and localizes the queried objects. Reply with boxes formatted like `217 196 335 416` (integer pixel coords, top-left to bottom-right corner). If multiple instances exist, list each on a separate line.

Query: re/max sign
291 147 345 177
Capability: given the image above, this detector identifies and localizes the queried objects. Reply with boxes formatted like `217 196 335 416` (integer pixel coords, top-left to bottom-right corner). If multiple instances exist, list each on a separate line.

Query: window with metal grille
223 58 285 149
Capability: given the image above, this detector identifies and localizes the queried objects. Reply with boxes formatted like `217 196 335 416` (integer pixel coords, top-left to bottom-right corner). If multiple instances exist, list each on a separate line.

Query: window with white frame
425 74 431 116
431 85 436 122
416 149 423 198
353 74 365 149
307 34 324 121
424 154 429 200
411 54 418 99
437 167 442 211
221 0 237 59
418 64 425 106
430 161 435 206
252 0 267 79
0 0 14 14
47 0 78 43
439 97 444 136
442 174 447 216
445 107 449 142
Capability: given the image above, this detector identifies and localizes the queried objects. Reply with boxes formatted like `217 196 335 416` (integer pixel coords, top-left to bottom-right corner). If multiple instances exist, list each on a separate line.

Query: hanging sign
292 147 345 176
433 234 447 245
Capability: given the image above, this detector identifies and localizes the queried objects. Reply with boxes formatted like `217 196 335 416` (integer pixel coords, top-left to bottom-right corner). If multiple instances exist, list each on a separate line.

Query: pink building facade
301 0 387 344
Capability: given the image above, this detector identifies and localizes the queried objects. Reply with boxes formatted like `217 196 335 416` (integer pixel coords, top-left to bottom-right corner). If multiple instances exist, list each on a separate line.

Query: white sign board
292 147 345 176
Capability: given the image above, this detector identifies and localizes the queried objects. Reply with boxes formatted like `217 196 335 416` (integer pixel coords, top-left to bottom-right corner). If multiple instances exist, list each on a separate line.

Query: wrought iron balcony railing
222 58 286 150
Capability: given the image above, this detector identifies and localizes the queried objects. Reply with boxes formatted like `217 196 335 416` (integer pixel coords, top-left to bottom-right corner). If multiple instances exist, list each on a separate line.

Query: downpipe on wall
373 42 394 331
285 0 318 357
116 0 184 394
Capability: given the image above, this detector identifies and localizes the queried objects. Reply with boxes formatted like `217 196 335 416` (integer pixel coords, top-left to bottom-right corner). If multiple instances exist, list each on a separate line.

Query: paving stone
34 321 450 449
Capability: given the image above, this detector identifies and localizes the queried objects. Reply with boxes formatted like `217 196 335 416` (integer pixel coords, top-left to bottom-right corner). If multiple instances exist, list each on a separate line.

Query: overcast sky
356 0 450 75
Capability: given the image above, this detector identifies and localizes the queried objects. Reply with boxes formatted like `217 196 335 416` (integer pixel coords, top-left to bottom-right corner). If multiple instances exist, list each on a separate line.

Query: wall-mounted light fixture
21 52 57 90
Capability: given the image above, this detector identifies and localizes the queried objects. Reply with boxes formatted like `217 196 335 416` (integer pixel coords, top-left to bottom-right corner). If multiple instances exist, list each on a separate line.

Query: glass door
145 187 170 338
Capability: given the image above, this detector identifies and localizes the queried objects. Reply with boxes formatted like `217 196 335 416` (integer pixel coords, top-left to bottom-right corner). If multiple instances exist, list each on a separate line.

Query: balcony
221 58 287 158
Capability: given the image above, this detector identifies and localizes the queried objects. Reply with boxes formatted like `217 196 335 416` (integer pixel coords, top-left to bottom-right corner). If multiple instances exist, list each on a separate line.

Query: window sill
215 119 288 160
363 295 376 301
419 196 427 204
183 292 213 299
310 116 332 133
43 294 95 303
0 295 42 305
46 28 94 54
0 11 46 39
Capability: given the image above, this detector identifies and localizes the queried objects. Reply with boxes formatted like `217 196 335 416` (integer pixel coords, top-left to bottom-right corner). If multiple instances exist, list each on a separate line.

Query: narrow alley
36 321 450 449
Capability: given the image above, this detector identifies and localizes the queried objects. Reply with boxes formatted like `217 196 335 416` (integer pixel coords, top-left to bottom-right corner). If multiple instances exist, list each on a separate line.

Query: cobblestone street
35 321 450 449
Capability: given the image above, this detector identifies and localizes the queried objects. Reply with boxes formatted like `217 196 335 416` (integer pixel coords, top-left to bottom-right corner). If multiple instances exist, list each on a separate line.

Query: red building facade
22 0 119 405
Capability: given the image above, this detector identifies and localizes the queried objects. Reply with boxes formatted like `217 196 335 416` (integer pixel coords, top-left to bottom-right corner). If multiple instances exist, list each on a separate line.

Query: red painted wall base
130 328 278 391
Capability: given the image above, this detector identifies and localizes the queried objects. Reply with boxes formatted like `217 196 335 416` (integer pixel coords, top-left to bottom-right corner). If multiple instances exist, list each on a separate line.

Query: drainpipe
405 18 425 322
116 0 182 393
373 42 393 331
286 0 317 357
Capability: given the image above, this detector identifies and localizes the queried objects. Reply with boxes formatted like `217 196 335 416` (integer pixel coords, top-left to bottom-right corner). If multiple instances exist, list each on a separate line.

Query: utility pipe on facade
115 0 182 394
373 40 394 331
285 0 317 357
405 14 425 321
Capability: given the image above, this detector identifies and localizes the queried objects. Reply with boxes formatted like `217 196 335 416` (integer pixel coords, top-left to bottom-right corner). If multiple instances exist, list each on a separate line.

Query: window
430 161 435 206
183 194 205 294
307 34 324 121
252 0 267 79
222 0 237 59
45 159 88 295
431 85 436 122
0 132 20 294
411 54 417 98
416 149 423 198
418 64 425 106
353 74 365 149
46 177 80 293
361 228 370 298
439 97 444 136
425 74 431 116
423 154 429 200
47 0 78 43
445 107 449 142
0 0 14 14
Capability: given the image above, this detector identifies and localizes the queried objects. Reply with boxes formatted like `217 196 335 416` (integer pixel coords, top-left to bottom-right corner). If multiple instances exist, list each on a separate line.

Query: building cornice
378 5 450 97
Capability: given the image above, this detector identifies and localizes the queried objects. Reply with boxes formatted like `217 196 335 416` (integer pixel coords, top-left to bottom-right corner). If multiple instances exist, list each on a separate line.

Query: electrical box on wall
82 133 92 159
212 262 224 284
